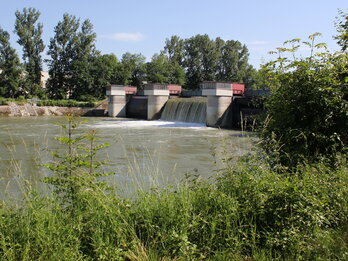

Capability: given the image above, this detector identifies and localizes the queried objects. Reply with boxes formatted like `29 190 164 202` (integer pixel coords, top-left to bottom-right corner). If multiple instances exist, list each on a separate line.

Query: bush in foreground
259 34 347 169
0 161 347 260
0 118 347 260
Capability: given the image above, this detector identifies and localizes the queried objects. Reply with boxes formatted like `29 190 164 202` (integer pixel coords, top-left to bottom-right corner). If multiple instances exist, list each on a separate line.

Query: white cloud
101 32 144 42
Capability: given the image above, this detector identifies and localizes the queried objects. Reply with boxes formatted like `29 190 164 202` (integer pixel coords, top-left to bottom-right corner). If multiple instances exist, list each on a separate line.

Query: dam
106 82 265 129
160 98 206 124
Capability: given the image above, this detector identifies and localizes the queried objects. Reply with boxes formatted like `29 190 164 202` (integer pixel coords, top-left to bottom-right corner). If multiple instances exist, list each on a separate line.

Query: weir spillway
106 82 264 128
106 83 232 127
160 98 207 124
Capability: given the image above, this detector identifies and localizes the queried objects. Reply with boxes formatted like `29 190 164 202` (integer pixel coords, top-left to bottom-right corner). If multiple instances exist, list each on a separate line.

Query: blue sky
0 0 346 69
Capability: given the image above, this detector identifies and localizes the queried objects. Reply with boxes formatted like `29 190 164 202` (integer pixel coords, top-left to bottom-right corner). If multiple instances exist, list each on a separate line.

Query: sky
0 0 347 70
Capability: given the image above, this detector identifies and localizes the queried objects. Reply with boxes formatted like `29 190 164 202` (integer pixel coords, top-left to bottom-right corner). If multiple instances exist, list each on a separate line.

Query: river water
0 116 255 199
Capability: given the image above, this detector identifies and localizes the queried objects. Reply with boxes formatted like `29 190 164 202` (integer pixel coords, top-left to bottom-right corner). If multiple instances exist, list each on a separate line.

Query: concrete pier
106 85 126 117
201 82 233 127
105 82 239 127
144 84 169 120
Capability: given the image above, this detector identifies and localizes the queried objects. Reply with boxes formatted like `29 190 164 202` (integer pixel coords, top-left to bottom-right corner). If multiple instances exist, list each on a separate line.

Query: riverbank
1 161 347 260
0 102 106 117
1 117 347 260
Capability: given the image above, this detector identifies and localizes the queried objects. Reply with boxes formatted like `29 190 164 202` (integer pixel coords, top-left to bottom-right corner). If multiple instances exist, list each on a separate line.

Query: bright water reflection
0 117 255 199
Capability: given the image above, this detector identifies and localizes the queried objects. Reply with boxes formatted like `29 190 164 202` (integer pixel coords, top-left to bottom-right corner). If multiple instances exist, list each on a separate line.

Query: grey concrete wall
147 95 169 120
206 96 232 127
126 96 148 119
108 95 126 117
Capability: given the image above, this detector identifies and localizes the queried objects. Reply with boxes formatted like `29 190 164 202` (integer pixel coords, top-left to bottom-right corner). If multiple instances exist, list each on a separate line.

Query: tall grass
0 118 347 260
1 162 347 260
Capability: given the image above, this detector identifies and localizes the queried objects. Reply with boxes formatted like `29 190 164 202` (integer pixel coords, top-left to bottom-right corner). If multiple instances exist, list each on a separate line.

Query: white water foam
88 119 211 130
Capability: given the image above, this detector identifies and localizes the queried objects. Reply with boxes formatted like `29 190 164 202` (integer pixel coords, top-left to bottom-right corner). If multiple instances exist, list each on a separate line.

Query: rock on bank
0 102 106 117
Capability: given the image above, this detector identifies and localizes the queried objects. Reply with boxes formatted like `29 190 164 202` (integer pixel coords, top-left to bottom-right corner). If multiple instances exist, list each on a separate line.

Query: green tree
214 37 225 77
170 61 186 86
146 53 168 83
242 65 258 90
43 116 112 206
70 19 98 100
179 34 255 89
334 9 348 51
89 54 120 99
146 52 185 85
47 15 99 100
184 34 218 89
164 35 185 66
14 8 45 96
119 52 146 87
0 27 22 98
216 40 250 82
46 14 80 99
260 34 348 169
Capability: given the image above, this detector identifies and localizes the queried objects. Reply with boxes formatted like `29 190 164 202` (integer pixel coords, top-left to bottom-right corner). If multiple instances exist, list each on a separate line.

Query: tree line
0 8 256 100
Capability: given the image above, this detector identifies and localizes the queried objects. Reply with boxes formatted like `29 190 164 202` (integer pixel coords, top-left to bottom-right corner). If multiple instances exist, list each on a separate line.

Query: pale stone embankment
0 102 106 117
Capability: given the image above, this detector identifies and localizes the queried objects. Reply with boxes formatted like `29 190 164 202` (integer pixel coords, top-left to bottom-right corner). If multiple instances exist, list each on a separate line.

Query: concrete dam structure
106 82 265 128
160 98 207 124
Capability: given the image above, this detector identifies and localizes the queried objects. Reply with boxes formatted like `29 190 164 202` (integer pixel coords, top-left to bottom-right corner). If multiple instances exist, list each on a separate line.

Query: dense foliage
146 52 186 86
259 34 348 169
46 14 100 100
334 9 348 51
14 8 45 97
0 27 22 98
164 34 255 89
0 96 26 105
37 99 95 107
46 14 80 99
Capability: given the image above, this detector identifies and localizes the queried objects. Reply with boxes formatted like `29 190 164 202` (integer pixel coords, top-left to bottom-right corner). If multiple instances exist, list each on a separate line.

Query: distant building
0 69 49 88
41 71 49 88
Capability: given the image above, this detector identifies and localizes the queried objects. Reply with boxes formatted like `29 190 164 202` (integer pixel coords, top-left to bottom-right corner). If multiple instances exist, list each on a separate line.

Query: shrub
0 96 28 105
216 161 348 259
132 182 241 259
77 94 98 102
37 99 95 107
0 97 6 105
128 160 348 260
259 34 348 169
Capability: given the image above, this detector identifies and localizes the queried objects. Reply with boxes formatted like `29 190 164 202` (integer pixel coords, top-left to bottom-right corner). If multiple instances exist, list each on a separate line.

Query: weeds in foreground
0 118 347 260
1 162 347 260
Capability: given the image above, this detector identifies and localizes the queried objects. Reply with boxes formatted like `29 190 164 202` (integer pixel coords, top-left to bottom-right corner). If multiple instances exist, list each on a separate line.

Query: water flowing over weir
160 98 207 124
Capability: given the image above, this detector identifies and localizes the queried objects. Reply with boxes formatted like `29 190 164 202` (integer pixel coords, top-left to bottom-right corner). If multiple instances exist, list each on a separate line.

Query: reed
0 118 347 260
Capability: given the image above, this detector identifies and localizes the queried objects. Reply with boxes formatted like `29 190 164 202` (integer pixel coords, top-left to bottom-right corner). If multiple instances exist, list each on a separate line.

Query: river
0 116 255 199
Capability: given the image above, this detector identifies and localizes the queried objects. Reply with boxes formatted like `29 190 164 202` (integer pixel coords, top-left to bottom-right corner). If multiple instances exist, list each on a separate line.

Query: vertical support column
147 95 169 120
206 96 232 127
108 95 126 117
202 82 233 127
106 85 126 117
144 84 169 120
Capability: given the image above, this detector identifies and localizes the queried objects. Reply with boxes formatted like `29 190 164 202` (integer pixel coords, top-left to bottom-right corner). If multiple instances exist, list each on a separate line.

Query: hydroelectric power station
106 82 266 129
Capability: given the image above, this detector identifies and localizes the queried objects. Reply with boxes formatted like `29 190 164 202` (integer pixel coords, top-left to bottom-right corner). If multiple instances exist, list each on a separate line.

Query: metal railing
200 82 232 89
106 85 125 91
143 84 168 90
